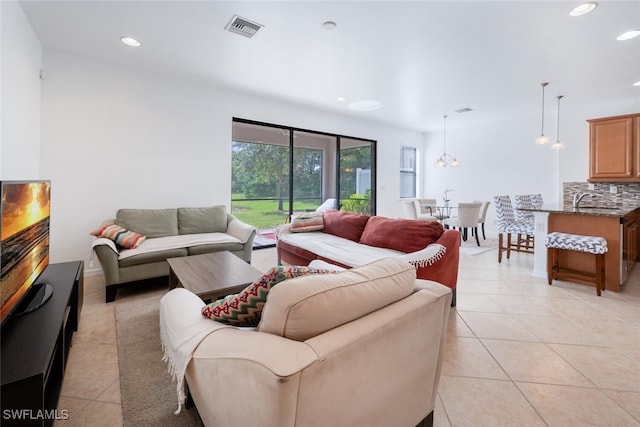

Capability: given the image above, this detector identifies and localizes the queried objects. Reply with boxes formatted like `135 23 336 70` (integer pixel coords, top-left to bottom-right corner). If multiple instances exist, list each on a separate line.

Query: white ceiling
19 0 640 132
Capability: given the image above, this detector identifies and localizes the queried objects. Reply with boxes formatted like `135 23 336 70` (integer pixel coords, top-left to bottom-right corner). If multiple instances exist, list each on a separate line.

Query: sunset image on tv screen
1 181 51 321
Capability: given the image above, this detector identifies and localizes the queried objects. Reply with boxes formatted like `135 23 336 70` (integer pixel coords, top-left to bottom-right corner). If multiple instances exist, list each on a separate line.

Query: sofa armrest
397 243 447 267
92 242 121 286
226 217 256 244
275 223 291 238
226 215 257 263
192 328 318 376
415 229 460 291
186 329 318 426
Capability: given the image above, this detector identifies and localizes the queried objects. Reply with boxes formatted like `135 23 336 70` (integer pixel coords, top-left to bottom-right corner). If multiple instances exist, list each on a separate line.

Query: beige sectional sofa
160 258 452 427
92 206 255 302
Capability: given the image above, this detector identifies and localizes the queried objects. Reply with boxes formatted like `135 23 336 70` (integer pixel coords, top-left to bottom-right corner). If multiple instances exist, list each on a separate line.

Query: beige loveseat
92 206 255 302
160 258 452 427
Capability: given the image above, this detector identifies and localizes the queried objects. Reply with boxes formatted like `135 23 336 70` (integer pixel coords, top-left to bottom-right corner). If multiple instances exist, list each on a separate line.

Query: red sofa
276 210 460 305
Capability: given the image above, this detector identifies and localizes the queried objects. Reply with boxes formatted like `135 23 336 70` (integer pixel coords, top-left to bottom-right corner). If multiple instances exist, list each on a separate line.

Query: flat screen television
0 180 51 326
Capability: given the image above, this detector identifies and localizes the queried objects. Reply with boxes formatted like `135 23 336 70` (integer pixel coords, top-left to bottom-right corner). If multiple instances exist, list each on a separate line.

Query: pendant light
551 95 565 150
535 82 550 145
434 115 460 168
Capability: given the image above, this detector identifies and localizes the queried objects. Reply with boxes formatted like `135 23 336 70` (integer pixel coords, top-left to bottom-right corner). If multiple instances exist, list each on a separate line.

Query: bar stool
493 195 535 263
544 232 608 296
514 194 543 252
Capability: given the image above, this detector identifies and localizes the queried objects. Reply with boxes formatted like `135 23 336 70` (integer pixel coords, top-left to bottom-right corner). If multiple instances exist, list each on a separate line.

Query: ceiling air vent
225 15 263 38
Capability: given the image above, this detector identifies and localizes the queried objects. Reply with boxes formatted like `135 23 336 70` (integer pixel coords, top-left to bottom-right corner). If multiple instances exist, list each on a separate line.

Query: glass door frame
232 117 377 217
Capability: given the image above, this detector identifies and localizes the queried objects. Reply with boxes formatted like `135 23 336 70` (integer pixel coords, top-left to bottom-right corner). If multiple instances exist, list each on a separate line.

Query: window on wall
231 118 376 232
400 146 416 198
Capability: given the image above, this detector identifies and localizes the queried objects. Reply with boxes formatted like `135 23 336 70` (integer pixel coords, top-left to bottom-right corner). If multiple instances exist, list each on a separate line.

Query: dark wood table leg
168 268 179 290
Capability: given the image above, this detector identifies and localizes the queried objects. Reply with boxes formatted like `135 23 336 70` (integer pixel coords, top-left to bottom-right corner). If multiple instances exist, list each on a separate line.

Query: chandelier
434 115 460 168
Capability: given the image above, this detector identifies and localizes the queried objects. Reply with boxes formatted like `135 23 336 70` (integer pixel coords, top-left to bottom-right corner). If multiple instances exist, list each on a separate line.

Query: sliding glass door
292 130 336 213
231 124 291 229
339 137 375 214
231 119 376 234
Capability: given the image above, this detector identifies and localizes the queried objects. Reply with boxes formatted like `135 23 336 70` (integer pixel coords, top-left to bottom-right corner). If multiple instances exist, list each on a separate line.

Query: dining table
433 205 454 221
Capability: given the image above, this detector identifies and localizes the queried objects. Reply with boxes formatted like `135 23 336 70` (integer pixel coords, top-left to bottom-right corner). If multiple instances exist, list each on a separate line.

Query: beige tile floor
55 247 640 426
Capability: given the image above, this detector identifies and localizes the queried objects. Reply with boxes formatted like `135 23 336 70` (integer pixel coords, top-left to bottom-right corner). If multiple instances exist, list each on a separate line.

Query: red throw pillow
359 216 444 253
322 210 371 242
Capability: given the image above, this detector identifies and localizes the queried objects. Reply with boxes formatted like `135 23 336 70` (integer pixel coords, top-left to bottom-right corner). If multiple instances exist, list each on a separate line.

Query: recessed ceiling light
454 108 473 114
120 36 141 47
322 21 337 31
633 81 640 87
337 96 346 102
617 30 640 41
569 2 598 16
348 100 383 111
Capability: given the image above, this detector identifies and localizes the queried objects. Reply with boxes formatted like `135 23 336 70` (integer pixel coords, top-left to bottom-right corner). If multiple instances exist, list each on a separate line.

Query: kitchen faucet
573 192 593 208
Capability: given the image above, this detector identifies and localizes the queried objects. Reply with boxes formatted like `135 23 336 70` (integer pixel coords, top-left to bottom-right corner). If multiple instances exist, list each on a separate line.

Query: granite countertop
519 204 640 218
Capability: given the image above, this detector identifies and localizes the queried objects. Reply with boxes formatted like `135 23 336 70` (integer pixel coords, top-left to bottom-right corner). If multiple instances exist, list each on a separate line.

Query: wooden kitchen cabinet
624 210 640 274
588 113 640 182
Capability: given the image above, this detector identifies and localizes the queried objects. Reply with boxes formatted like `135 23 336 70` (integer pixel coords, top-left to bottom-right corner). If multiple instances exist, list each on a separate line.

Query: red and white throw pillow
290 212 324 232
201 266 335 326
90 224 146 249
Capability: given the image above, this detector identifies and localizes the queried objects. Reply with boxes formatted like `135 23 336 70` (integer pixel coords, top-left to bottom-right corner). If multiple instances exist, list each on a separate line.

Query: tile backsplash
563 182 640 208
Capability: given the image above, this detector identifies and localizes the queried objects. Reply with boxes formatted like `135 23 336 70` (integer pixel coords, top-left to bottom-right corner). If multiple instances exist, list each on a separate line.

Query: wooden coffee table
167 251 262 303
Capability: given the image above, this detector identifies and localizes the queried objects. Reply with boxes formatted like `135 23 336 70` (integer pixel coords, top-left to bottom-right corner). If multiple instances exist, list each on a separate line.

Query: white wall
39 49 423 270
0 1 42 178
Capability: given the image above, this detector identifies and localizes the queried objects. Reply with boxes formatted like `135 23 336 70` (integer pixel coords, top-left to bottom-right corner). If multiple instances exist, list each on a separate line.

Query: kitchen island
522 204 640 292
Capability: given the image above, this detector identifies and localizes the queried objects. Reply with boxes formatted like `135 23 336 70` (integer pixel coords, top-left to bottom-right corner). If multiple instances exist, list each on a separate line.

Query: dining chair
473 200 491 240
493 195 535 262
416 198 437 215
404 199 438 221
443 202 483 246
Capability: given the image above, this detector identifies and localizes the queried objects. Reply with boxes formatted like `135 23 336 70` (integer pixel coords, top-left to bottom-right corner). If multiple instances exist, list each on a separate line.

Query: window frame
399 146 417 199
232 118 377 220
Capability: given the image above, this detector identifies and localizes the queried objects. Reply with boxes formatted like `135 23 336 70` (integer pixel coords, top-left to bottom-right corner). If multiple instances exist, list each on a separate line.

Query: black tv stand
1 261 83 427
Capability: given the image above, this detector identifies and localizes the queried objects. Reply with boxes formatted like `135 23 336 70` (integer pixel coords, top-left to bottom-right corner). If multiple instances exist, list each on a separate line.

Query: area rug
459 236 498 256
115 282 203 427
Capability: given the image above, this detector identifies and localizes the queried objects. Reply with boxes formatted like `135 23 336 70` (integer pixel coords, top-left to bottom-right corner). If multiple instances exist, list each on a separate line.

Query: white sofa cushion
116 233 242 260
257 258 416 341
277 228 404 266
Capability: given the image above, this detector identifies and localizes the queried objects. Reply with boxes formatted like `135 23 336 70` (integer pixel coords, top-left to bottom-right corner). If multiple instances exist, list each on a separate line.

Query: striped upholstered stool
544 232 608 296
